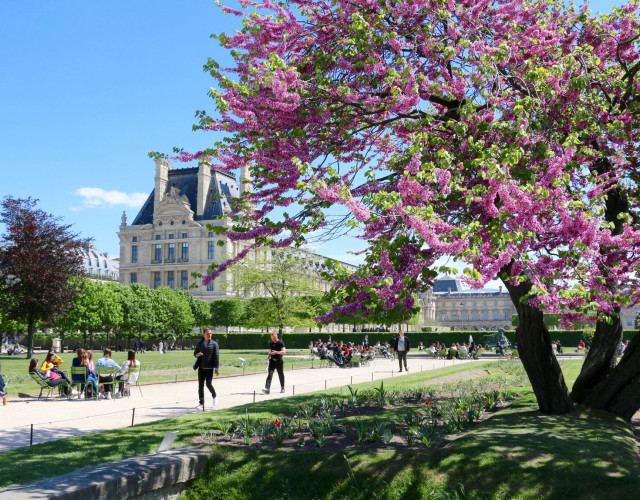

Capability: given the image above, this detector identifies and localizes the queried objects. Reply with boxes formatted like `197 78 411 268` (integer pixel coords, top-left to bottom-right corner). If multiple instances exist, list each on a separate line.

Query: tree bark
26 317 35 359
571 313 623 403
583 332 640 420
501 263 573 414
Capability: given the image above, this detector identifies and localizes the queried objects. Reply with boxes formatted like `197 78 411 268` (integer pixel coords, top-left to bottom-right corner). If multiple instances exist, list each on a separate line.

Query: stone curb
0 447 210 500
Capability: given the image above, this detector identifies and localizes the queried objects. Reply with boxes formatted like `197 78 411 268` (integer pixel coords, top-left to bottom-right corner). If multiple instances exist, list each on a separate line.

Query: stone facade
419 277 639 331
118 158 355 302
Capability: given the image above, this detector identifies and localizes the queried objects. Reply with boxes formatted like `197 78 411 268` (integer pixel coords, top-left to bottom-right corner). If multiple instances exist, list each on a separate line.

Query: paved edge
0 447 210 500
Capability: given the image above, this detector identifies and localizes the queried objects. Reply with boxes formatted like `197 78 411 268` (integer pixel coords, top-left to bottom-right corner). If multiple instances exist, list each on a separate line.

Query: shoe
99 393 106 399
405 368 409 372
280 387 285 393
106 393 112 400
78 393 85 400
399 370 402 373
212 397 217 406
116 392 122 398
261 388 270 395
71 389 79 395
2 395 6 406
195 403 204 410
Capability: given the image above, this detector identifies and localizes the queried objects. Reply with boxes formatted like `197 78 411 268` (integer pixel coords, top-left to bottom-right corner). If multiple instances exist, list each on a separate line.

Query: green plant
374 381 388 408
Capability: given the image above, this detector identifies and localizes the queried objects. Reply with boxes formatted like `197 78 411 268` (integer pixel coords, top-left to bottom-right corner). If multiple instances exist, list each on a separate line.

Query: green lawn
0 349 313 396
0 359 638 500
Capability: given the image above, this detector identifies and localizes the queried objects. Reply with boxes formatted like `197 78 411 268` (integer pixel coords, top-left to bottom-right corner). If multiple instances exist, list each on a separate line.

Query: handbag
193 357 201 370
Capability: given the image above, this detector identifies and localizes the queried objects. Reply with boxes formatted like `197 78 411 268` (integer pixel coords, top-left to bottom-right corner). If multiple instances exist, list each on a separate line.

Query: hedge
28 329 638 351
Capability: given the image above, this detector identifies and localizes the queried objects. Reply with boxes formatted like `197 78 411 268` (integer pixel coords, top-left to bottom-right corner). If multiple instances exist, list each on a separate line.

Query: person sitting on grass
29 358 69 394
96 348 122 400
117 350 141 397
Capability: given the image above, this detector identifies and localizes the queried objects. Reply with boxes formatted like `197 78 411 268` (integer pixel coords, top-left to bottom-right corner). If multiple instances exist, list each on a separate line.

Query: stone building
78 244 119 281
118 158 356 301
419 277 640 331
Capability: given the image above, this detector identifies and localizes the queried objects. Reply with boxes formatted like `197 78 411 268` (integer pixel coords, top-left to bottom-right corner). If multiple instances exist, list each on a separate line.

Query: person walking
194 329 219 410
0 360 7 405
393 331 410 372
262 332 286 394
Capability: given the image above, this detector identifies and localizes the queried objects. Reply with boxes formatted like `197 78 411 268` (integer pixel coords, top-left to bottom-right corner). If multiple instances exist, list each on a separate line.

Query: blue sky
0 0 624 267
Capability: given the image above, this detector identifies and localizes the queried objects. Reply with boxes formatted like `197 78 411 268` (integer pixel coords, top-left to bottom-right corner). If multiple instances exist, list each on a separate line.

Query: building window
182 233 188 239
167 271 175 289
131 245 138 263
154 244 162 261
132 236 138 242
208 231 214 237
156 235 162 240
181 242 189 260
208 241 215 260
169 234 175 240
153 271 161 289
181 271 188 290
168 243 175 260
130 272 137 284
207 280 214 291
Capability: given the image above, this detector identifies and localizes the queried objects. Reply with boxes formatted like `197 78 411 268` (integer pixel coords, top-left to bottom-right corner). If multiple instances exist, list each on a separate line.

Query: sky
0 0 625 270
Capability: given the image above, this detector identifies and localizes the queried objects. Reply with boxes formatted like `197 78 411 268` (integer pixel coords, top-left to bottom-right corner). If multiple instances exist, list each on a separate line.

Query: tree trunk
501 263 573 415
26 317 35 359
571 313 623 403
583 332 640 420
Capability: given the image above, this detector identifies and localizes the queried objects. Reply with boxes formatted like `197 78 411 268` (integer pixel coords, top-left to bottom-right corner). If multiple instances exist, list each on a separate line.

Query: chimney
240 163 252 195
197 157 212 217
154 157 170 212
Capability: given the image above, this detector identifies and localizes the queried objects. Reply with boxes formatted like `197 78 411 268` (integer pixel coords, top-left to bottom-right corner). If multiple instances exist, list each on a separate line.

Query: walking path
1 354 473 453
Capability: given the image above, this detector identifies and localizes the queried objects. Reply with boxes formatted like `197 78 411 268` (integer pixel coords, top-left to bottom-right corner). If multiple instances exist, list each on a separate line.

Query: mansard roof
132 167 239 225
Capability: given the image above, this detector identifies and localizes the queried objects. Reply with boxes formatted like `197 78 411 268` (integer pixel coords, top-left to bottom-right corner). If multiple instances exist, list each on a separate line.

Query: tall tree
153 287 195 340
210 298 245 333
184 292 211 333
227 249 324 336
174 0 640 418
119 283 157 339
0 197 87 357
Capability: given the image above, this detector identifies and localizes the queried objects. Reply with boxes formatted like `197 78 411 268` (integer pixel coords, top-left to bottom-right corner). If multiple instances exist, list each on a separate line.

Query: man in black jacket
194 329 219 410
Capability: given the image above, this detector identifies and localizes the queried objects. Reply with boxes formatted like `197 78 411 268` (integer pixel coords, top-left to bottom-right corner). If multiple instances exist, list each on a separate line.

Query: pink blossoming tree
171 0 640 419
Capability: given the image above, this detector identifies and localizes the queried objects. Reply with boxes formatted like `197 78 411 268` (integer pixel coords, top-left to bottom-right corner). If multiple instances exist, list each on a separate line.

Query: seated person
117 350 141 397
41 351 72 385
96 348 122 399
71 348 98 399
29 358 69 393
0 360 7 405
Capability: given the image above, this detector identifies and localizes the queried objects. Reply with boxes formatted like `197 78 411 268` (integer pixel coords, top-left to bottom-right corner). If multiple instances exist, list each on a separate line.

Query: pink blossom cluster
184 0 640 324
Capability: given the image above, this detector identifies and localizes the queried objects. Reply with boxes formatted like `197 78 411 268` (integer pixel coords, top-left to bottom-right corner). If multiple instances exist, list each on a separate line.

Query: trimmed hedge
29 329 638 351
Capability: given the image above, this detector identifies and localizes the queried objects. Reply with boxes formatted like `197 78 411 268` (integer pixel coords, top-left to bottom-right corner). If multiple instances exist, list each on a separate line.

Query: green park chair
29 371 70 399
70 366 98 400
97 366 118 400
124 365 143 397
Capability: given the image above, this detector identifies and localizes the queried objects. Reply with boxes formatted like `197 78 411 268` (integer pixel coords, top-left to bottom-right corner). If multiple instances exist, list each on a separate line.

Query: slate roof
433 278 469 293
132 167 240 225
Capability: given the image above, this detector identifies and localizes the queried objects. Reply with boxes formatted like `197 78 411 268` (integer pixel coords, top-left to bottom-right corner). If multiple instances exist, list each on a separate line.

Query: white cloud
72 188 148 210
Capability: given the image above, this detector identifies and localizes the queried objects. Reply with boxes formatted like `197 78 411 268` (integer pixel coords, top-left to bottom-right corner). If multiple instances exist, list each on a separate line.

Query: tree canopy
0 197 87 357
172 0 640 419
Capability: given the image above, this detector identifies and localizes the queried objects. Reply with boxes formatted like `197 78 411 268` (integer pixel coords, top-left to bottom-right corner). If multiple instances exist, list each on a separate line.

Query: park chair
97 366 118 400
29 372 70 399
70 366 98 400
348 353 362 367
459 349 469 359
447 348 459 359
437 349 447 359
123 364 143 397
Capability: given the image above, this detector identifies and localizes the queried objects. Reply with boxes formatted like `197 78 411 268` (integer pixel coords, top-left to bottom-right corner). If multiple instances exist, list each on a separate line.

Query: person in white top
117 350 141 397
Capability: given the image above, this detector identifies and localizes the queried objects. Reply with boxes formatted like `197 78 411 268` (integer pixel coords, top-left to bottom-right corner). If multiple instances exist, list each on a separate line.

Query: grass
0 349 313 395
0 359 638 500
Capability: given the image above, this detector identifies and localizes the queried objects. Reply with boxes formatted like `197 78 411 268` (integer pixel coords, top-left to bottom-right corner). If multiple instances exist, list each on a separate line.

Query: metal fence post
30 424 33 446
131 408 136 426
